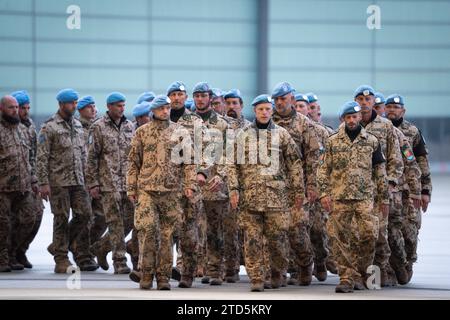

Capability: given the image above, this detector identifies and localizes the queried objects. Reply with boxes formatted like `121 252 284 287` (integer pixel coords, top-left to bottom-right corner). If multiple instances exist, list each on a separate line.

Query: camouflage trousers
49 186 92 263
402 190 421 264
388 191 408 268
327 199 378 286
223 206 241 277
0 192 35 266
135 190 182 280
178 195 201 278
374 200 391 271
309 201 329 266
16 192 44 257
286 206 314 276
240 210 290 283
203 200 229 278
126 228 139 271
89 197 106 245
94 191 134 263
197 200 207 274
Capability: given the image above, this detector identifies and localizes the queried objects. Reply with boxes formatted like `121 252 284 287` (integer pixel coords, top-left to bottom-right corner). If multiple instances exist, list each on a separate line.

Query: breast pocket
356 145 373 169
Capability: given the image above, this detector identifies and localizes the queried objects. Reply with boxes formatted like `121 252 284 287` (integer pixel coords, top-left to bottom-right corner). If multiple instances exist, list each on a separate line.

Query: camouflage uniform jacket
317 125 389 204
37 113 85 187
21 117 38 179
127 118 197 196
227 120 304 212
86 113 134 192
272 108 321 194
0 118 35 192
196 110 230 201
362 111 403 187
393 118 432 197
393 127 421 199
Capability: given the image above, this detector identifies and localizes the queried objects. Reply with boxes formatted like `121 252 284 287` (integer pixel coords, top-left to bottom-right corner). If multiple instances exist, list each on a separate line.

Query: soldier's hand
295 195 304 210
320 196 332 213
412 198 421 210
421 194 430 213
32 183 39 195
185 188 194 199
39 184 51 201
197 173 207 187
230 191 239 210
307 189 318 203
208 176 223 192
90 186 101 199
380 203 390 218
128 195 136 203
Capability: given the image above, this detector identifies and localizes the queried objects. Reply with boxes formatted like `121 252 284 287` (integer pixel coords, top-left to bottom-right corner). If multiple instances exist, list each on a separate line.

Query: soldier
127 95 197 290
222 89 251 283
76 96 106 259
211 88 226 116
166 81 207 288
193 82 230 286
0 95 36 272
354 85 403 286
385 94 432 282
37 89 97 273
10 90 44 269
317 101 389 293
294 92 332 281
227 94 305 292
373 92 386 117
87 92 134 274
306 93 335 135
388 125 422 285
271 82 318 286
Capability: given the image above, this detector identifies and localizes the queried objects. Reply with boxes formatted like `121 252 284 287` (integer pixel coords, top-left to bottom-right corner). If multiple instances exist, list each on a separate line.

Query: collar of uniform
338 124 368 142
391 117 403 128
251 119 275 130
20 118 31 128
0 117 18 128
54 112 73 124
105 112 127 126
78 116 92 128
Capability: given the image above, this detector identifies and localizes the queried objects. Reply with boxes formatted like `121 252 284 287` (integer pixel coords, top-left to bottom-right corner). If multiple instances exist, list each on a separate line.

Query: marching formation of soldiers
0 81 432 293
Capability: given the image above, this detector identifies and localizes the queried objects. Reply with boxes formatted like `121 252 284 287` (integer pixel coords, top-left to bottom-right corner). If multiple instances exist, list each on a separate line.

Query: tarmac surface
1 175 449 300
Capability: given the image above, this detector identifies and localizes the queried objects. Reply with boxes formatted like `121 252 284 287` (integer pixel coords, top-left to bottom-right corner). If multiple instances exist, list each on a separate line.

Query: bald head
1 95 20 124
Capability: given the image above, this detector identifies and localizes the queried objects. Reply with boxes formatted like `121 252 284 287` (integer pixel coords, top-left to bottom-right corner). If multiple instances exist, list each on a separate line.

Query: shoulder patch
401 144 415 161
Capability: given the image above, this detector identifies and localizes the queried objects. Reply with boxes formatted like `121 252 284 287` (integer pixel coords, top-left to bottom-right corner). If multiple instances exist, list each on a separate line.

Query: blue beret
11 90 30 106
167 81 187 96
77 96 95 110
184 98 194 110
107 92 126 104
137 91 155 104
295 93 310 103
354 85 375 98
271 82 294 98
56 88 79 103
211 88 224 98
251 94 273 107
224 89 242 100
150 95 171 111
385 94 405 106
306 92 318 103
193 82 211 94
374 92 385 105
132 102 151 117
339 101 361 118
